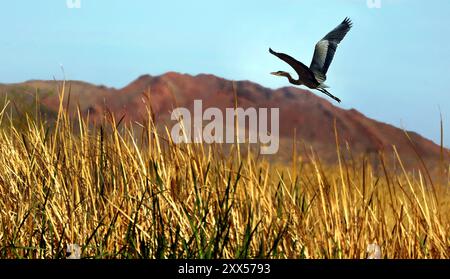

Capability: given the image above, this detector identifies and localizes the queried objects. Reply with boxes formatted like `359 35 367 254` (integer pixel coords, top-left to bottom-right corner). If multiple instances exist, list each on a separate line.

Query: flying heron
269 17 353 103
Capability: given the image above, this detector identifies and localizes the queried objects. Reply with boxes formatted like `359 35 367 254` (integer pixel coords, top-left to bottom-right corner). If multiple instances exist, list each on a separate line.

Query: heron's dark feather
310 17 352 81
269 48 318 87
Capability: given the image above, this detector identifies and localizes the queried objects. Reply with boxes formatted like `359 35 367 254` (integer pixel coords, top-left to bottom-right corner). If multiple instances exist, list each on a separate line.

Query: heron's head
270 71 289 77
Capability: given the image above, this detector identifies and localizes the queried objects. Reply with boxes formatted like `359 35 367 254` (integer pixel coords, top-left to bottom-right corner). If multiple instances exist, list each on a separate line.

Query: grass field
0 84 449 259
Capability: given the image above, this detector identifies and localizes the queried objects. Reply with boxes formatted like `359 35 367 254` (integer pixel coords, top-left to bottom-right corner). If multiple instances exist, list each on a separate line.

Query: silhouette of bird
269 17 353 103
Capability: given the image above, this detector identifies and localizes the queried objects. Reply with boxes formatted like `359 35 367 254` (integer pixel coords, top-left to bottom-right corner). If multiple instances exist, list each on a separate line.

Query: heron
269 17 353 103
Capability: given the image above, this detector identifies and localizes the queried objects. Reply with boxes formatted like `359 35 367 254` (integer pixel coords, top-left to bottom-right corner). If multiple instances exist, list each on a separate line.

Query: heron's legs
317 88 341 103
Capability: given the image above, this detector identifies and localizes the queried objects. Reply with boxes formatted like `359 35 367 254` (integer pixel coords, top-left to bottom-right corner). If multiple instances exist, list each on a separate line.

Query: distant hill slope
0 72 447 166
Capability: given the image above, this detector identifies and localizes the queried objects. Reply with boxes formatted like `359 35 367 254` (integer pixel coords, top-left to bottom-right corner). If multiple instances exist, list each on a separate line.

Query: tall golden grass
0 83 449 259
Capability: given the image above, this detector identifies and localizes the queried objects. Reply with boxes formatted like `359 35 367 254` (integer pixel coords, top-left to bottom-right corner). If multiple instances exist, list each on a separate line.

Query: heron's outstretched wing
269 48 315 81
310 17 352 83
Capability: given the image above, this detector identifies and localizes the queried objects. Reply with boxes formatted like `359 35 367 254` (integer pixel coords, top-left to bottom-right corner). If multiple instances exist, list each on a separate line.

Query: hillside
0 72 447 166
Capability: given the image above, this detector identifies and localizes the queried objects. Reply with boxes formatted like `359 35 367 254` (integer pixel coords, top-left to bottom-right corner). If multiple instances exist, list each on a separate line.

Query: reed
0 85 448 259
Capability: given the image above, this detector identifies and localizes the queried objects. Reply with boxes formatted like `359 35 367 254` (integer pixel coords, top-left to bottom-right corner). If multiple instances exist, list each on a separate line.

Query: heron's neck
285 73 302 85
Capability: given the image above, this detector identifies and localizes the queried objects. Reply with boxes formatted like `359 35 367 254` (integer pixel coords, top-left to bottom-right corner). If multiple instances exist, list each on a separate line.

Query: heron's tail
318 88 341 103
317 83 330 89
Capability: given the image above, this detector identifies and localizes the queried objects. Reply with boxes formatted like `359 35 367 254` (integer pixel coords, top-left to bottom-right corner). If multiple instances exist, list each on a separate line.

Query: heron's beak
270 72 279 76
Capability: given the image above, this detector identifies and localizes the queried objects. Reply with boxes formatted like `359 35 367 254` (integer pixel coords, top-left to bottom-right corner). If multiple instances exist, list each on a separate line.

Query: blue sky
1 0 450 146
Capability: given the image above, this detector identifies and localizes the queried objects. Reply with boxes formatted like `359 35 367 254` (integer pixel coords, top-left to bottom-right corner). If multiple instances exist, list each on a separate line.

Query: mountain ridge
0 72 447 166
